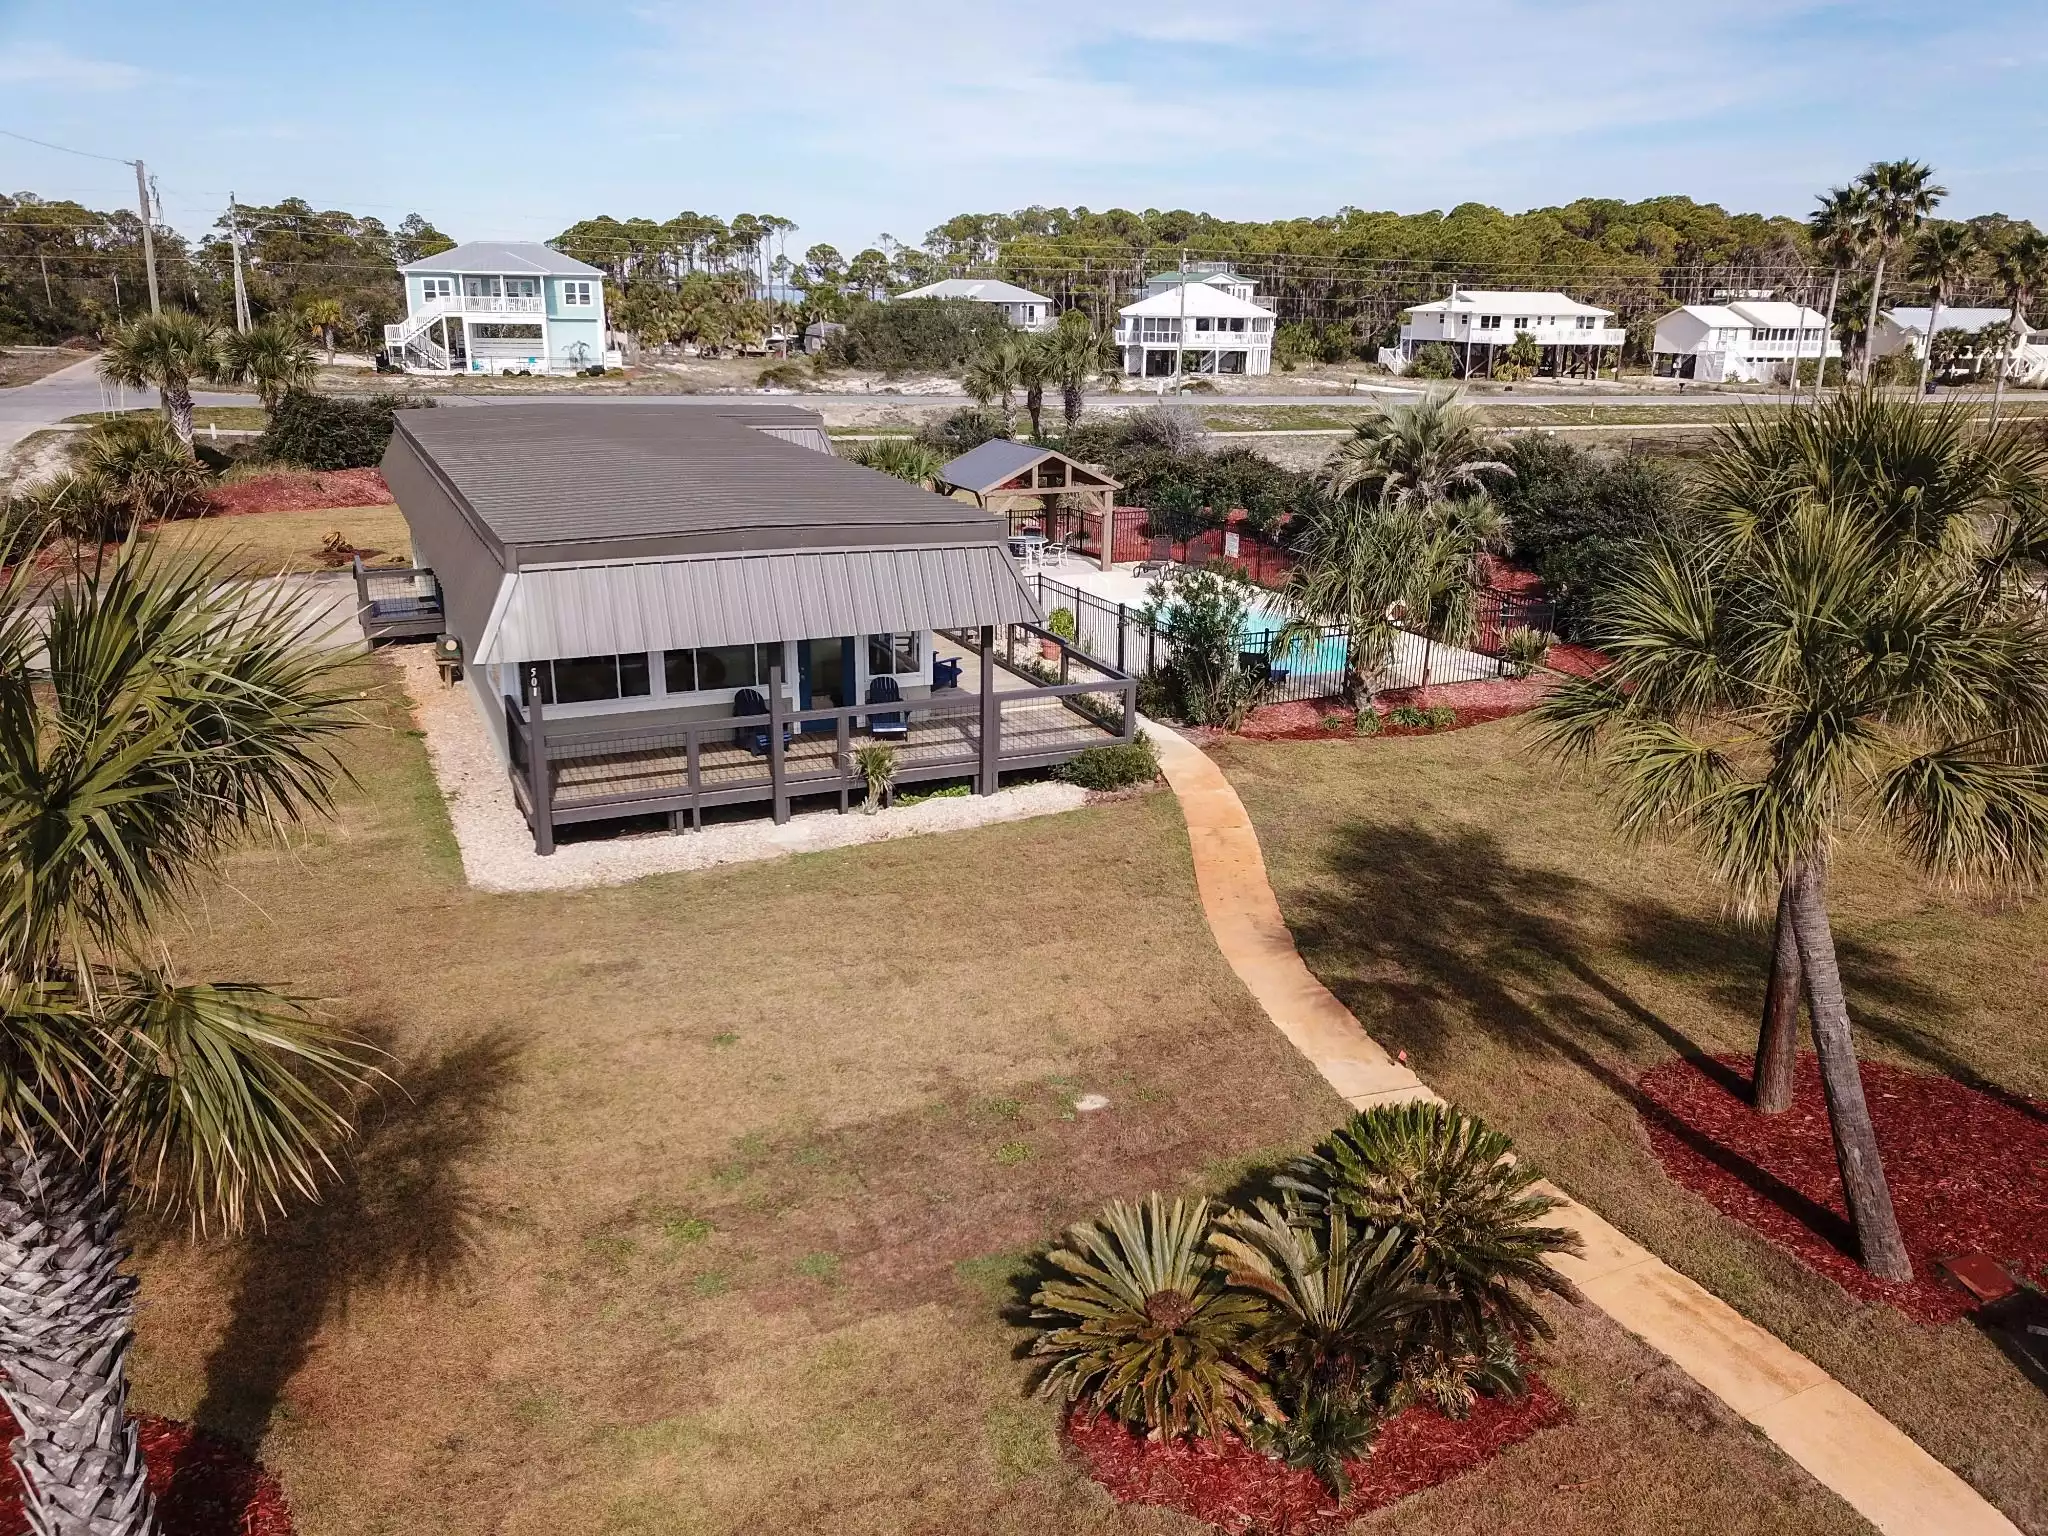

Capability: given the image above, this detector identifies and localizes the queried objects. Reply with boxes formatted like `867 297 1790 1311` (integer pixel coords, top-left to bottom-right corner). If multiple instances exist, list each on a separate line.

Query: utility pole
133 158 160 315
228 192 251 331
37 251 52 309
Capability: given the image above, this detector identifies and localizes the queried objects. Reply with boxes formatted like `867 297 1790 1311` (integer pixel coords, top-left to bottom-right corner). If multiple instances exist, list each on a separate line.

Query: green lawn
1216 723 2048 1535
127 665 1875 1535
63 405 271 431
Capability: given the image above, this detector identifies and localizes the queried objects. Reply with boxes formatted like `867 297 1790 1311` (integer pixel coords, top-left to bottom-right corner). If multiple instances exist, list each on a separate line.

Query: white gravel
391 646 1091 893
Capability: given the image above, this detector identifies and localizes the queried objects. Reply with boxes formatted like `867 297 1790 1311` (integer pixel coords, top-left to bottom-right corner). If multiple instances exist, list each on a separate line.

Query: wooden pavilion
936 439 1123 571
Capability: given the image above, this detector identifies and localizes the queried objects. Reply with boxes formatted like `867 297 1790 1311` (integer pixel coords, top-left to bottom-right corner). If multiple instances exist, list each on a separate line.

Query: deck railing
353 557 444 640
504 629 1137 854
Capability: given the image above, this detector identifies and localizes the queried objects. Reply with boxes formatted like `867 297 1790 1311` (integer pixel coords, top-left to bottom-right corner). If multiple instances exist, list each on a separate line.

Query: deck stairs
383 298 458 371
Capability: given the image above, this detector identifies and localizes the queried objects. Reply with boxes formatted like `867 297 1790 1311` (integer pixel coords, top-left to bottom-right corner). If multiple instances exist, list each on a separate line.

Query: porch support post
1098 493 1114 572
978 624 998 796
526 665 554 856
768 664 789 824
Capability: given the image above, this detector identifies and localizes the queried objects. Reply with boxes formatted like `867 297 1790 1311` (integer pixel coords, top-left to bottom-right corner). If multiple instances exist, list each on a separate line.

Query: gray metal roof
940 438 1049 491
389 403 1002 559
894 278 1052 305
477 547 1039 664
398 240 604 277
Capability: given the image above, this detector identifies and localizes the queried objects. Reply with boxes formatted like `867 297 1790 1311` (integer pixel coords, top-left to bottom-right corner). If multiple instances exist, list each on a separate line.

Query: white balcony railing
460 294 545 315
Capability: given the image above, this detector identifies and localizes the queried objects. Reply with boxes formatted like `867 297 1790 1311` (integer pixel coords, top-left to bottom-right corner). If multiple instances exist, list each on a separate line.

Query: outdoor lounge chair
932 655 963 690
865 675 910 739
733 687 774 755
1039 542 1067 570
1134 535 1175 576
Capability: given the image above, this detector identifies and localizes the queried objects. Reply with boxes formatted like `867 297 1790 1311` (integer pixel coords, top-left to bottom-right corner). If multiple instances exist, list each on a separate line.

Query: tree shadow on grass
1281 820 1966 1259
192 1028 524 1447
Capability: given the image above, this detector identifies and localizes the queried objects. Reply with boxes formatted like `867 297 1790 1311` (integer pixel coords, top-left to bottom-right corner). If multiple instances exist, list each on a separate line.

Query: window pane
757 643 782 684
695 644 758 691
893 633 917 674
619 652 651 697
551 655 620 703
663 649 697 692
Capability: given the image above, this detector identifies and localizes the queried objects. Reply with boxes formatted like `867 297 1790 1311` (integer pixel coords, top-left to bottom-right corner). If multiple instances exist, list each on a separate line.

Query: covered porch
503 623 1136 853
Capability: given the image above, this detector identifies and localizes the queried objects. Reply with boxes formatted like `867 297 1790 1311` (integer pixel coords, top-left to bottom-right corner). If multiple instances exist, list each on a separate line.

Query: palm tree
1050 314 1106 430
1282 489 1423 708
1404 495 1508 694
1323 391 1508 512
1853 160 1946 383
1904 224 1980 394
1015 332 1054 441
95 311 227 449
1534 394 2048 1281
219 318 317 411
1987 230 2048 427
962 336 1021 429
0 542 373 1533
300 297 345 363
1802 185 1872 405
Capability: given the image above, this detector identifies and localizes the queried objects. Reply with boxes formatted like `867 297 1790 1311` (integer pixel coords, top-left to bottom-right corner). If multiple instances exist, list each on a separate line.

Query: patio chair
865 675 910 739
1134 535 1175 576
932 655 963 690
1040 542 1067 570
732 687 774 755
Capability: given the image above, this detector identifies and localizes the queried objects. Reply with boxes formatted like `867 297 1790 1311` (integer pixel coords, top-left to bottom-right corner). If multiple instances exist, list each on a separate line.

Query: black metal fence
1033 573 1557 707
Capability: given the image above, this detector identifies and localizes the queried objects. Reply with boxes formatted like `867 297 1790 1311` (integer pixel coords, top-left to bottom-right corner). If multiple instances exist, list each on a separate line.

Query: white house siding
1651 301 1836 384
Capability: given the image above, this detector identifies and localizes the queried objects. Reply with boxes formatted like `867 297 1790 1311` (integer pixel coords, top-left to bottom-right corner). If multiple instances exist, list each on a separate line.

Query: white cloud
0 41 144 91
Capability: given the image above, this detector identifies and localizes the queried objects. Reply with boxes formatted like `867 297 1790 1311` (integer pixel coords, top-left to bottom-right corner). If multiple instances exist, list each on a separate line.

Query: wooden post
352 553 369 627
1098 494 1114 572
978 624 998 796
768 664 788 824
836 712 851 814
525 665 554 856
685 729 702 832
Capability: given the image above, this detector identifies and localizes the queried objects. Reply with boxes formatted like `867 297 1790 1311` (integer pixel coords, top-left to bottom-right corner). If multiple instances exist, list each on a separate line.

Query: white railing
459 294 545 315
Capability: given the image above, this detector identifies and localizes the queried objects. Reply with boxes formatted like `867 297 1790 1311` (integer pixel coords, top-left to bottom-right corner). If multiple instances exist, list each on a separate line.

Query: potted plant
1044 605 1079 660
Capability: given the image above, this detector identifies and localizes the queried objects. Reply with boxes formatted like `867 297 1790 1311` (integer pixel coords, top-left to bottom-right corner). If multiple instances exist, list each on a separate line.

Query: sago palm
1682 393 2048 1113
1031 1194 1274 1438
220 319 316 411
1534 401 2048 1280
95 312 227 449
0 541 373 1535
1279 1102 1579 1408
1853 159 1946 383
1904 224 1980 393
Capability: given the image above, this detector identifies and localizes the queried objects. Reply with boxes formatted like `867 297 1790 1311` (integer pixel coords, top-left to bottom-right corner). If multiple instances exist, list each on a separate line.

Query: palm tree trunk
1752 877 1801 1114
1063 382 1083 429
1418 632 1435 694
1916 292 1943 396
0 1147 157 1536
1026 384 1044 442
161 383 194 449
1786 859 1913 1281
1812 271 1841 410
1861 255 1888 384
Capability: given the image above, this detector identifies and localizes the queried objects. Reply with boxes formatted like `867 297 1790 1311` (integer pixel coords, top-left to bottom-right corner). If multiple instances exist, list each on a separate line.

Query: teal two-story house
386 241 614 376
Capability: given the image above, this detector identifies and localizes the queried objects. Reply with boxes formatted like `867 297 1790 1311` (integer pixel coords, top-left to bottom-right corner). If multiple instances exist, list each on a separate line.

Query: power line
0 126 137 166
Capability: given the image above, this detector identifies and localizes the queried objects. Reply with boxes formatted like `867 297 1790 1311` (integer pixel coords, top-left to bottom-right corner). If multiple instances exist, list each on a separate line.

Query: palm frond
1877 748 2048 889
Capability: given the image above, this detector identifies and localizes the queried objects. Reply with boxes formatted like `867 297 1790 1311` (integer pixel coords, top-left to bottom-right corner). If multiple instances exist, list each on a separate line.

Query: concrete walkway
1142 718 2020 1536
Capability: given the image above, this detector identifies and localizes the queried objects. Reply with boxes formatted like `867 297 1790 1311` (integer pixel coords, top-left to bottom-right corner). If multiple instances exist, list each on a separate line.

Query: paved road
0 353 257 458
426 386 1801 411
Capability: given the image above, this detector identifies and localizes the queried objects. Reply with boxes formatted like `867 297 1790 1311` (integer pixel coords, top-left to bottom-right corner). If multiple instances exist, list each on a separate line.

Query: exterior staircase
383 297 459 372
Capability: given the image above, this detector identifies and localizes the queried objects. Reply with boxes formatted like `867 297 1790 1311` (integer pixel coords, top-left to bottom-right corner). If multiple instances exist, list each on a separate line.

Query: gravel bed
391 646 1091 892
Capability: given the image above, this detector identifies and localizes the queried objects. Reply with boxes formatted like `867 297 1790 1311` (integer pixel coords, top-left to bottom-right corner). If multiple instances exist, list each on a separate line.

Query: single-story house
1384 290 1623 378
891 278 1056 331
386 241 617 376
1651 300 1838 383
371 403 1135 851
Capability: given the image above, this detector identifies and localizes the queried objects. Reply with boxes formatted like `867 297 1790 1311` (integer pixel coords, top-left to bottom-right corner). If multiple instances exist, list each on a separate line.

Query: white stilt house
1383 290 1624 378
1115 267 1276 379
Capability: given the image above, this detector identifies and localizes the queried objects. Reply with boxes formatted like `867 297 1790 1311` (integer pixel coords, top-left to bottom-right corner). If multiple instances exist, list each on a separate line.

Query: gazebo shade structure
936 440 1123 570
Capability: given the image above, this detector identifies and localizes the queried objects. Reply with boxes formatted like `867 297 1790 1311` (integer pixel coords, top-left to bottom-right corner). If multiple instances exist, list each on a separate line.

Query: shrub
757 360 808 389
1499 625 1553 678
1057 733 1159 791
258 390 432 470
1408 342 1457 380
1388 705 1428 727
853 741 895 812
1278 1102 1581 1416
848 436 944 487
45 417 212 540
1031 1194 1274 1438
1045 606 1079 644
1139 565 1271 729
824 297 1017 374
1352 706 1382 736
913 405 1011 459
1320 713 1347 732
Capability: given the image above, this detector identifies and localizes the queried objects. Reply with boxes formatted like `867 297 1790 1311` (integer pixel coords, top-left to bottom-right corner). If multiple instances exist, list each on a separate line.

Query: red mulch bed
1636 1054 2048 1324
204 469 392 517
0 1410 292 1536
1066 1380 1569 1533
1234 675 1557 742
1544 642 1609 678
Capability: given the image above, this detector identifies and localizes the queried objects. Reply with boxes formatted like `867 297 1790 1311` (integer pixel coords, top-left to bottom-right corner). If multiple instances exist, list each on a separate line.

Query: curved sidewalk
1144 719 2018 1536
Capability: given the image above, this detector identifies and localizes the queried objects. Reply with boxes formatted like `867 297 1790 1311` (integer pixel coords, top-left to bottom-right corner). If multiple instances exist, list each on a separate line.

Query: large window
420 276 453 303
1479 314 1502 331
562 280 594 307
664 642 781 693
521 653 651 705
867 633 919 677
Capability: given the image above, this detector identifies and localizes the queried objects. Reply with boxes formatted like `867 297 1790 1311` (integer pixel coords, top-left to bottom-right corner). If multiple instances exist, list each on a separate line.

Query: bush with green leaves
848 436 944 488
1408 342 1457 380
1352 706 1382 737
257 390 433 471
1045 606 1079 644
853 741 895 812
1279 1102 1580 1416
757 360 809 389
824 297 1017 374
1057 733 1159 791
1139 564 1271 729
1029 1103 1577 1493
912 405 1011 459
28 417 213 542
1031 1194 1275 1438
1499 626 1554 678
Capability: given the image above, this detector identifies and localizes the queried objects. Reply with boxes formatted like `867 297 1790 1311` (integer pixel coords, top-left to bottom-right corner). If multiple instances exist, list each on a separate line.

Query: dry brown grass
0 346 90 388
143 507 413 574
129 665 1875 1535
1217 723 2048 1535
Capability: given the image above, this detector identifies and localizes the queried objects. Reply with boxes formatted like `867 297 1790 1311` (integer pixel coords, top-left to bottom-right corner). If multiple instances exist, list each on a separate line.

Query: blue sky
1 0 2043 255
